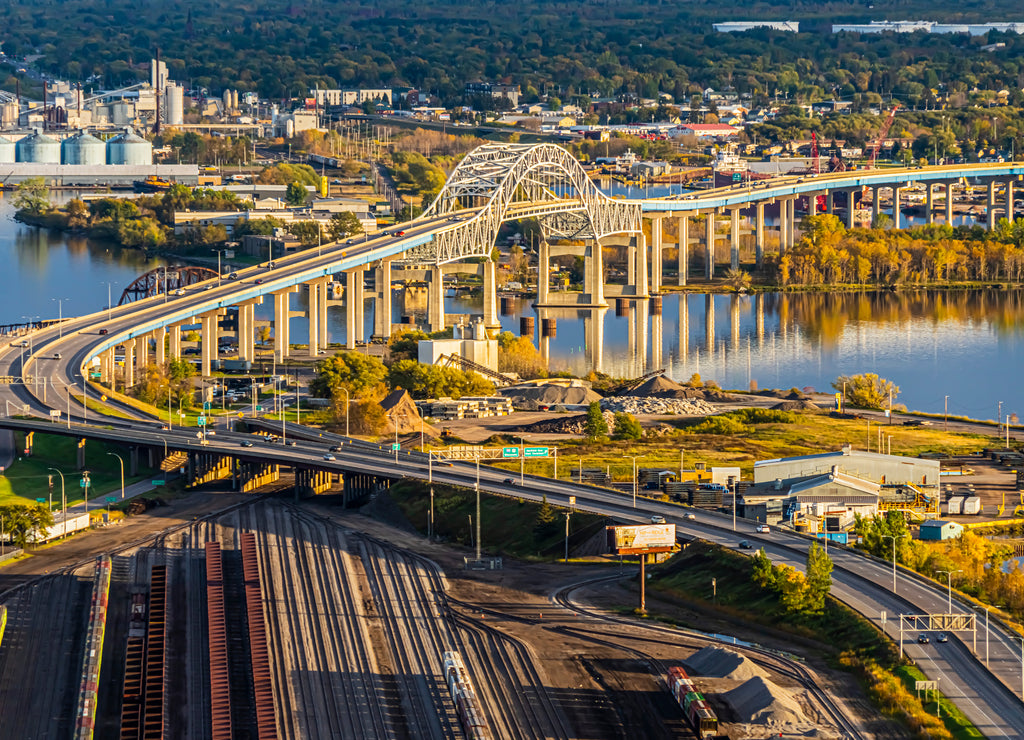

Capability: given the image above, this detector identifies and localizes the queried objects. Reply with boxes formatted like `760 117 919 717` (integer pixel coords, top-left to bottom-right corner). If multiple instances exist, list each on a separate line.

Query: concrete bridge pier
892 185 903 229
826 190 834 214
154 327 166 366
729 207 741 271
372 259 393 341
124 339 135 389
704 294 715 358
482 259 499 329
584 239 606 306
200 311 220 377
649 216 663 293
187 452 232 487
704 211 716 279
635 232 649 297
234 459 280 492
237 300 259 364
537 241 550 305
1007 179 1015 224
776 200 787 256
844 189 857 229
273 289 297 361
677 215 689 285
871 186 881 227
169 324 182 360
808 192 818 217
427 265 445 334
754 203 765 267
945 183 955 224
342 472 386 507
294 468 333 498
100 348 114 384
925 184 934 225
987 180 998 230
786 198 796 249
306 279 322 357
137 335 149 369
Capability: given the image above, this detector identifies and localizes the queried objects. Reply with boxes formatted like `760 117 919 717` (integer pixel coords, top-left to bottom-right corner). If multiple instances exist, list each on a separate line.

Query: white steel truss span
407 143 641 264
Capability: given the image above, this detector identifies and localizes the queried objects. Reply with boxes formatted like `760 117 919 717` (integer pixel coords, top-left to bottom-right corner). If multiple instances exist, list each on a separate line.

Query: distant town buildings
832 20 1024 35
713 21 800 32
464 82 521 108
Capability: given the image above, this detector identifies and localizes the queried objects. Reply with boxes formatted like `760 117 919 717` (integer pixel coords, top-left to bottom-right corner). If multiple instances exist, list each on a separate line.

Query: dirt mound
685 646 768 681
520 410 616 435
772 399 820 411
702 389 743 402
499 384 602 411
627 374 685 396
722 675 805 725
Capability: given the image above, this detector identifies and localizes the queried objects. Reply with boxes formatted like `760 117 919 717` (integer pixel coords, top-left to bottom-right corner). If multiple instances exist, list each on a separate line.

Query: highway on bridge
4 145 1024 733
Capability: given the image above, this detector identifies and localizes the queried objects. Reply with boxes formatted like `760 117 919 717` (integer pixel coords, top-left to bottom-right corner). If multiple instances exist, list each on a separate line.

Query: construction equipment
436 353 514 386
868 104 900 169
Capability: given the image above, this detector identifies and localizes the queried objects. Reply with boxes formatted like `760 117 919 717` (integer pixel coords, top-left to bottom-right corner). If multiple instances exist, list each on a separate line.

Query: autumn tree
612 412 642 440
0 503 55 547
327 211 363 241
497 331 547 379
805 541 833 613
584 401 608 440
831 373 899 410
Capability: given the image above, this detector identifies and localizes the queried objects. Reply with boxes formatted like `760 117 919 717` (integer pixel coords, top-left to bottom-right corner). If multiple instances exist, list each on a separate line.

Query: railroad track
551 574 868 739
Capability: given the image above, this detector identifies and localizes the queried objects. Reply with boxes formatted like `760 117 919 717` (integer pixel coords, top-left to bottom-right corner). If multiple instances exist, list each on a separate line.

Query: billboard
607 524 676 555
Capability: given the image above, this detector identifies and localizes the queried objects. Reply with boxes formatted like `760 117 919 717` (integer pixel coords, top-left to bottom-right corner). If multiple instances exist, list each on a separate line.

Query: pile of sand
498 384 602 411
723 676 806 725
685 646 768 681
627 374 686 396
772 399 820 411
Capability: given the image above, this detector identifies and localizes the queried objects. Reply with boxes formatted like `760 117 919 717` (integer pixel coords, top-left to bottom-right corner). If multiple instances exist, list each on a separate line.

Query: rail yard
0 489 873 739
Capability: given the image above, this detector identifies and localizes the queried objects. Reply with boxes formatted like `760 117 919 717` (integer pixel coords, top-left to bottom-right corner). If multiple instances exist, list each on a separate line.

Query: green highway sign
502 446 520 458
391 443 401 451
255 405 263 412
524 446 549 458
197 416 206 426
80 479 87 488
36 498 45 504
203 402 211 411
152 480 165 485
106 497 116 504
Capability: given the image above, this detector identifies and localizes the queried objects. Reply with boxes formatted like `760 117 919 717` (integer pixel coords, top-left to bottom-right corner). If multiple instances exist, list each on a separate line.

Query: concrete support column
136 335 149 368
778 200 788 256
635 232 649 297
274 291 290 360
678 294 688 363
585 239 605 305
373 260 393 340
808 192 818 217
871 186 881 226
826 190 834 214
538 241 550 305
926 184 934 225
101 348 114 384
988 179 997 231
307 280 321 357
155 327 166 366
892 185 902 229
755 203 765 266
704 294 715 357
787 199 796 247
427 266 445 334
238 303 255 362
677 216 688 286
1007 180 1015 223
626 242 636 287
729 207 740 271
129 447 138 476
200 312 218 377
845 190 857 229
704 212 716 280
124 339 135 389
169 324 181 360
482 259 499 328
650 217 662 293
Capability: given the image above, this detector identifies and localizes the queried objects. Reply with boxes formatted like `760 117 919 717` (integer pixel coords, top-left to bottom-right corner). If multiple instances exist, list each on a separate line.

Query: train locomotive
667 665 719 738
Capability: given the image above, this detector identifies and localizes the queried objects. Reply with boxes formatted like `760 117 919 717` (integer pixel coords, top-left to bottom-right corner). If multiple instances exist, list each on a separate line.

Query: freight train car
442 651 493 740
667 666 718 738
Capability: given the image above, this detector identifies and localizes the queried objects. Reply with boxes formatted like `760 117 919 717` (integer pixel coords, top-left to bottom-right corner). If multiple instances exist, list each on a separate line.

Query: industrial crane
868 103 900 168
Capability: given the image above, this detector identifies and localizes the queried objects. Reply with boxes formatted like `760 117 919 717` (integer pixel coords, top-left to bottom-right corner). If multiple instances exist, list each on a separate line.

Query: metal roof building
754 445 940 489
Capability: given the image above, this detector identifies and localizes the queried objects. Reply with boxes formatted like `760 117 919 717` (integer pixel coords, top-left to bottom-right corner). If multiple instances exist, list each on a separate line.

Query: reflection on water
449 289 1024 420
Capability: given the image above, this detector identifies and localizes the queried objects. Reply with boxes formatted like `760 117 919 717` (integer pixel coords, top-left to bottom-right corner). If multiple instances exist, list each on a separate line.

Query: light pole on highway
52 297 69 339
428 452 435 540
936 569 962 613
212 248 226 285
106 452 125 500
475 456 481 562
516 435 526 485
882 534 908 592
340 386 350 437
624 456 638 508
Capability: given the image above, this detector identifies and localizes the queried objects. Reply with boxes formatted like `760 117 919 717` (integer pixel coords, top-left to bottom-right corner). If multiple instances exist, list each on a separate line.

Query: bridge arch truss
407 143 641 264
118 266 219 305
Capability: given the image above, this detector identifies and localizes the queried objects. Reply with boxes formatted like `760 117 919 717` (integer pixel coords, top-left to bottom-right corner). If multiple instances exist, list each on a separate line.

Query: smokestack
154 47 162 135
77 82 82 121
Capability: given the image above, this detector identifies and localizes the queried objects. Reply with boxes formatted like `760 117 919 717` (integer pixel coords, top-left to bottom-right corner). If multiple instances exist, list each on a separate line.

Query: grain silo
15 129 61 164
61 130 106 165
165 83 184 126
222 89 232 113
0 102 17 128
0 135 14 163
106 128 153 165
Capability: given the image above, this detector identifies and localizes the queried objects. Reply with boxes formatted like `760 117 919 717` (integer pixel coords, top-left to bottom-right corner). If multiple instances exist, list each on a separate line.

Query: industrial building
832 21 1024 35
918 520 965 541
713 21 800 32
418 320 499 374
754 445 940 489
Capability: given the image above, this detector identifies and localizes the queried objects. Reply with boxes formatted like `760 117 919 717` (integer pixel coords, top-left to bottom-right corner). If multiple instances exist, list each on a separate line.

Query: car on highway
98 329 108 335
329 445 343 452
229 272 238 279
686 513 696 520
267 262 276 268
53 352 61 359
650 515 666 524
323 453 336 461
240 440 254 447
937 632 949 643
503 478 517 486
918 633 930 644
255 279 264 284
286 440 297 446
738 540 752 549
174 288 186 295
394 230 406 237
756 524 771 533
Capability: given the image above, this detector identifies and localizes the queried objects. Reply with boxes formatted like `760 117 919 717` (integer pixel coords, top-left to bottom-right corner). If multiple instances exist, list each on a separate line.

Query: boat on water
133 175 173 193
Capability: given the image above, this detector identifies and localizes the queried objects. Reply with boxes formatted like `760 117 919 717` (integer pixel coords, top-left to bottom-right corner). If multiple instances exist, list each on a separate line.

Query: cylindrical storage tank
61 131 106 165
0 136 14 164
165 84 184 125
106 129 152 165
541 318 557 338
519 316 535 337
111 102 132 125
285 119 295 138
231 90 239 110
0 102 17 128
15 130 61 163
223 89 232 112
500 296 514 316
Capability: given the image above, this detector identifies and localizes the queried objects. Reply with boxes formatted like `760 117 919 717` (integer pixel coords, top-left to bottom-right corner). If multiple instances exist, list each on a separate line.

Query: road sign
152 480 165 485
502 446 520 458
49 409 61 418
915 680 937 691
106 497 116 504
524 446 549 458
568 496 576 506
203 402 211 411
80 479 87 488
36 498 45 504
255 405 263 412
197 416 207 426
391 443 400 451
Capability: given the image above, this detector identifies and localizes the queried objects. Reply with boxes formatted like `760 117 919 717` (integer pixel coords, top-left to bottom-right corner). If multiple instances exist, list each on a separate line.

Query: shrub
688 415 749 435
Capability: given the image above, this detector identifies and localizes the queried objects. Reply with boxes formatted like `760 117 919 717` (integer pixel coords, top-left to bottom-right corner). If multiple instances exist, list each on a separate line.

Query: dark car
240 440 254 447
918 634 930 644
286 440 297 446
255 278 264 284
98 328 108 335
738 540 752 549
937 633 948 643
329 445 343 452
503 477 517 486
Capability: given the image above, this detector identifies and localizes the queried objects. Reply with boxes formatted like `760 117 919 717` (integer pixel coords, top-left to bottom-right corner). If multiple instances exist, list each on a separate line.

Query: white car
650 515 666 524
756 524 771 533
686 513 696 521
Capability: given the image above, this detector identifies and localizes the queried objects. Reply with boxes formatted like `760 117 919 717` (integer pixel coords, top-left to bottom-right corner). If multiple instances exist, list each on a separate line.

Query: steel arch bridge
118 266 219 305
405 143 642 264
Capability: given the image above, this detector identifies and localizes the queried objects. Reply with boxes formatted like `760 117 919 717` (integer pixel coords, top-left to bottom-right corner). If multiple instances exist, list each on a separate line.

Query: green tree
831 373 900 410
0 503 55 547
751 548 775 589
286 182 309 207
13 177 51 216
289 220 322 246
584 401 608 440
775 565 811 613
805 540 833 613
387 359 493 399
327 211 363 241
309 352 388 400
612 412 642 440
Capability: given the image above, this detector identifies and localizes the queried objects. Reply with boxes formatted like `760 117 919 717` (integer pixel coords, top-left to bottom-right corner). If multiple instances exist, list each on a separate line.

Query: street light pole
475 456 481 562
48 468 65 538
944 395 949 431
936 569 962 613
883 534 907 592
106 452 125 499
341 386 350 436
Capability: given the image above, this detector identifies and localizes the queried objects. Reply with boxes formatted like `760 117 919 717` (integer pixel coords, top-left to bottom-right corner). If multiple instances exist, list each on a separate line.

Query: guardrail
74 556 112 740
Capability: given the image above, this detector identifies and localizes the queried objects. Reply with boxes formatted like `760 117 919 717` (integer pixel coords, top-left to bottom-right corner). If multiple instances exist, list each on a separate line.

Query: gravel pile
722 675 805 725
499 384 602 411
685 646 768 681
600 396 716 415
772 399 820 411
520 410 617 435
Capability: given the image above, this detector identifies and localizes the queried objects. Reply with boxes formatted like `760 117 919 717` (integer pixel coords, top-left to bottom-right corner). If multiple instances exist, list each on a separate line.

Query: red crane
868 103 900 168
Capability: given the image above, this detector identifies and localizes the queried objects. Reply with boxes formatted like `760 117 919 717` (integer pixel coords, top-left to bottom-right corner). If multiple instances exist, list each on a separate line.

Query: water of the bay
2 193 1020 420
